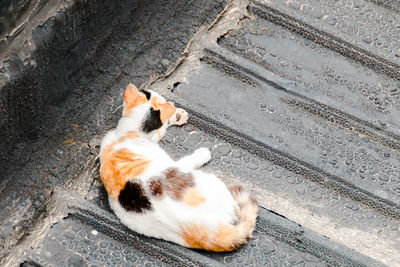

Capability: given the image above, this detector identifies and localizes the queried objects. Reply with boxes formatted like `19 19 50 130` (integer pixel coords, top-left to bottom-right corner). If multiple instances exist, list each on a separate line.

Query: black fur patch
118 181 152 212
140 89 151 100
142 108 163 133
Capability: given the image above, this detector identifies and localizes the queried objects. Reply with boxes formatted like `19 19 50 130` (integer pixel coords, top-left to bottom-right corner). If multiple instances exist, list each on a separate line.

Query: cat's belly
108 195 186 245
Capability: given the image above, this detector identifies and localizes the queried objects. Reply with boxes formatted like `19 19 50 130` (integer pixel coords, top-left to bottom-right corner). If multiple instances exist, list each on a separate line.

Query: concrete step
13 192 377 266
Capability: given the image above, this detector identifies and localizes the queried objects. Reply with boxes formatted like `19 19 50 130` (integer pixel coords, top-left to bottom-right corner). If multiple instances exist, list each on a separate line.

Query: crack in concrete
150 0 250 91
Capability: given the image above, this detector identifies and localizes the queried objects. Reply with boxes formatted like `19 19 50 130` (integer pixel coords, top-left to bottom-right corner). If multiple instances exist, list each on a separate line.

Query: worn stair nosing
203 48 400 152
366 0 400 13
68 198 382 267
248 1 400 81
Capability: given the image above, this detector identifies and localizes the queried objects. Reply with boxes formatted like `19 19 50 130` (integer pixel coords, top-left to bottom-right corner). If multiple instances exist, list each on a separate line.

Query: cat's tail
226 185 258 248
182 185 258 252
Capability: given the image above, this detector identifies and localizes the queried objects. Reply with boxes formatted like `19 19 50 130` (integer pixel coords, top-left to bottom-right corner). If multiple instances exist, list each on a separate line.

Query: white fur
100 92 240 248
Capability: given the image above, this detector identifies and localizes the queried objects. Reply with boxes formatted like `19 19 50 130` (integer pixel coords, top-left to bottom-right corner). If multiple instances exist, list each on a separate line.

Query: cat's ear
150 96 176 123
124 83 141 103
150 96 161 110
123 84 147 116
151 97 176 123
159 102 176 123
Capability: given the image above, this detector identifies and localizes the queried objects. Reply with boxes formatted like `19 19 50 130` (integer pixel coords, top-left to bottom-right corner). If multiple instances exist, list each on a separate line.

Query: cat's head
122 83 176 135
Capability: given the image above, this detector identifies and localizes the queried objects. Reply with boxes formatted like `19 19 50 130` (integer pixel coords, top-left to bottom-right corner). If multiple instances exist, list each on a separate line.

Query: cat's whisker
112 103 124 114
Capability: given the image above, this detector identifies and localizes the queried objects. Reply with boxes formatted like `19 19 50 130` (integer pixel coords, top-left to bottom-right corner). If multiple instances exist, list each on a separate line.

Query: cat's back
100 130 117 156
101 130 167 160
100 130 173 188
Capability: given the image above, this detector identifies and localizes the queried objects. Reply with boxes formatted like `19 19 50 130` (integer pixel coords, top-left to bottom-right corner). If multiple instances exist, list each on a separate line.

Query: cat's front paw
194 147 211 166
170 108 189 126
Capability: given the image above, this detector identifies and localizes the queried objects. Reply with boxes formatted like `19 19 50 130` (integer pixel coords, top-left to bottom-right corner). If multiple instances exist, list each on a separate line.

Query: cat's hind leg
176 147 211 172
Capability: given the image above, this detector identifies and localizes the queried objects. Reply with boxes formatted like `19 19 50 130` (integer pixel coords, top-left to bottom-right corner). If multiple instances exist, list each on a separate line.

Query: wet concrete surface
1 0 400 266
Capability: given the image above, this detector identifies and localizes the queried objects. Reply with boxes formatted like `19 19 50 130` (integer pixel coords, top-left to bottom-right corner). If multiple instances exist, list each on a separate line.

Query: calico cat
99 83 258 251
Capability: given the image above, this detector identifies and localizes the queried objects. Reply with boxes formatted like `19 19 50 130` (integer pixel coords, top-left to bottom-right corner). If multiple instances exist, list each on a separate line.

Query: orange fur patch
123 84 147 116
164 168 195 199
118 131 139 142
161 168 205 206
150 96 161 110
150 96 176 123
159 102 176 123
181 188 205 207
213 224 236 251
100 132 149 200
148 168 204 206
181 224 237 252
182 224 211 250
